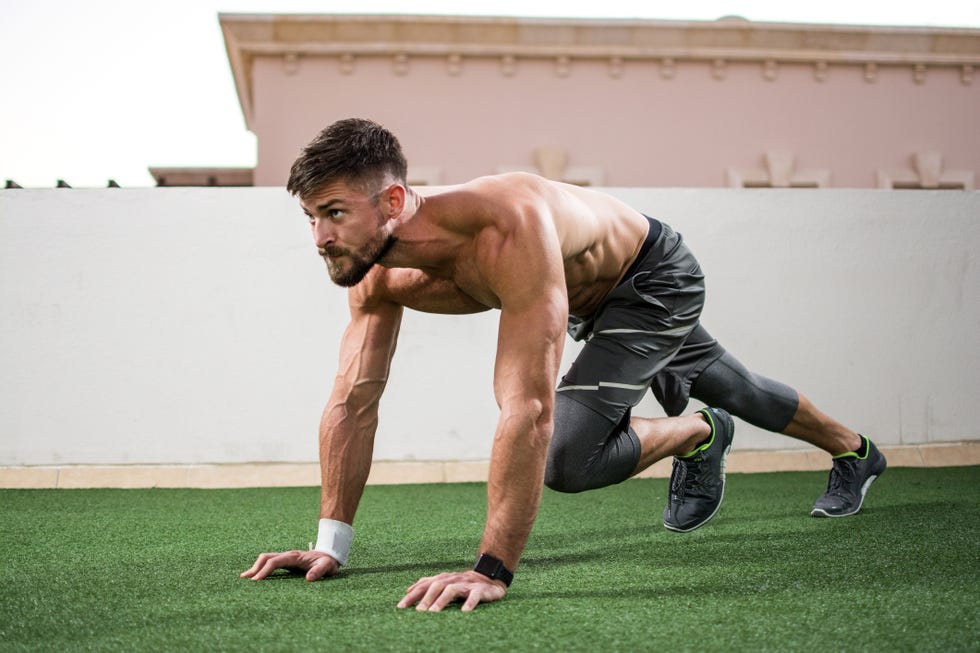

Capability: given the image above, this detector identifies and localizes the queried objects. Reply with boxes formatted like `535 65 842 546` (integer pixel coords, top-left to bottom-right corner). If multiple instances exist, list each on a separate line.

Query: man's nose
313 219 335 249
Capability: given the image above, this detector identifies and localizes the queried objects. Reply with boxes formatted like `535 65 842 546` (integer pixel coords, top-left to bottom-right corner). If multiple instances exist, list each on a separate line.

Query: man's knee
545 394 640 493
692 352 799 432
544 395 609 493
544 447 591 494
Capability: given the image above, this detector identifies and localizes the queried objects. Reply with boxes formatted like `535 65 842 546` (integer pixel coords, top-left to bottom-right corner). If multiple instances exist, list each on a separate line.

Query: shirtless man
241 119 886 611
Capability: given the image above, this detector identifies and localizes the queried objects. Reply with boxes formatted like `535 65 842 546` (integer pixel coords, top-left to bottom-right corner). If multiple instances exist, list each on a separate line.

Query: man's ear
379 183 406 218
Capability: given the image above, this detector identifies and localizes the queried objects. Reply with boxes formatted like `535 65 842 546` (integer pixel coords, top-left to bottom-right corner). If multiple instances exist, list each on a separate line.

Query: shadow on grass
515 587 698 602
255 560 466 581
256 550 609 583
351 551 607 576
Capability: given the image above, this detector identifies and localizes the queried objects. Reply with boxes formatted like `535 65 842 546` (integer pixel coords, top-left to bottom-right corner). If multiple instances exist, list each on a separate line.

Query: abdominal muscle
549 184 649 317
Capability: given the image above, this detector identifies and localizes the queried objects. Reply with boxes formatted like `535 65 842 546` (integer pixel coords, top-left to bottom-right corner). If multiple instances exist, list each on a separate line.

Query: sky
1 0 978 188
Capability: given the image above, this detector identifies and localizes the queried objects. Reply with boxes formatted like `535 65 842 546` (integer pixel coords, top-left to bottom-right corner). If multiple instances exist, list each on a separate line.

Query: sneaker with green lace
663 407 735 533
811 435 886 518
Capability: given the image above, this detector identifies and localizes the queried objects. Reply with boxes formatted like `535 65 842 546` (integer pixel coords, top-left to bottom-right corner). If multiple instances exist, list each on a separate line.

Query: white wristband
313 518 354 566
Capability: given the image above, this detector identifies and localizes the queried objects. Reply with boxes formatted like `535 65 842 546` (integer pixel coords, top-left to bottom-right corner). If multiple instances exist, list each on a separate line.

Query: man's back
389 172 650 317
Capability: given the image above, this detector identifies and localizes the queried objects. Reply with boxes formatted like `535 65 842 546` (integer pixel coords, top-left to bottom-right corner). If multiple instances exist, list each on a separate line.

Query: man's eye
328 209 344 220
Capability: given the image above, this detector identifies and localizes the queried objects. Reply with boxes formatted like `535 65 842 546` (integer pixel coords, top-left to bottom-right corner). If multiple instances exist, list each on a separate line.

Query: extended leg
690 351 860 454
689 349 884 517
781 393 861 455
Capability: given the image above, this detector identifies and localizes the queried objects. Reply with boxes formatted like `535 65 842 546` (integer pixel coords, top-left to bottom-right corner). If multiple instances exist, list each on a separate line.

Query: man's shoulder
457 172 552 203
421 173 556 232
422 172 551 204
419 171 545 193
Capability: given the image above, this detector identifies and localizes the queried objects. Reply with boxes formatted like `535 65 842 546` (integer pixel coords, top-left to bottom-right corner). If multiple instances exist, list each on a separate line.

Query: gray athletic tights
544 351 799 493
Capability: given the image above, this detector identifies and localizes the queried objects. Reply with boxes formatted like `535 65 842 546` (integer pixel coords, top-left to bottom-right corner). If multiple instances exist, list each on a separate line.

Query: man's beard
324 232 397 287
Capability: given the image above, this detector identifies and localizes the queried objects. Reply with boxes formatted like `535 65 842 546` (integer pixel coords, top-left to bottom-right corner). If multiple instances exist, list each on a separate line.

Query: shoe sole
810 473 880 518
663 441 732 533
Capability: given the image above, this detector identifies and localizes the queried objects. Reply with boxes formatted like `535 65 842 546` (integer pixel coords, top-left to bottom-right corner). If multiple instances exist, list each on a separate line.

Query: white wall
1 188 977 466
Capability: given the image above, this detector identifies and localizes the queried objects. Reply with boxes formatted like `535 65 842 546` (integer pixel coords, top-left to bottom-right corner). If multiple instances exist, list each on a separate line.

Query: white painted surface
1 188 977 466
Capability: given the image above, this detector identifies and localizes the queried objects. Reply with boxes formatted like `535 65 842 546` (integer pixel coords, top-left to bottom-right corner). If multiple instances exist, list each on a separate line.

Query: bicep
482 216 569 408
493 298 566 418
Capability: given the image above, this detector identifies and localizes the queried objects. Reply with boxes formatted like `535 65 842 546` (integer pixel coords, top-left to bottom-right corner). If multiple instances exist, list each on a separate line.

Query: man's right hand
240 550 340 582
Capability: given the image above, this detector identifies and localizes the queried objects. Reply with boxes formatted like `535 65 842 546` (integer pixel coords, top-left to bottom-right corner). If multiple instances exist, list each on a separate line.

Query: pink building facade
220 14 980 189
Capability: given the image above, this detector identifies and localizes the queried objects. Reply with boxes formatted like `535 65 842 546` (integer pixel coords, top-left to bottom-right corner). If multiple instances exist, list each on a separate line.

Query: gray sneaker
663 407 735 533
811 436 886 518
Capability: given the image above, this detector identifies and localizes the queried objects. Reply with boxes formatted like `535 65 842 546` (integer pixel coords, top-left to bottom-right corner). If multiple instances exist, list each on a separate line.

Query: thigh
558 265 705 422
649 323 727 416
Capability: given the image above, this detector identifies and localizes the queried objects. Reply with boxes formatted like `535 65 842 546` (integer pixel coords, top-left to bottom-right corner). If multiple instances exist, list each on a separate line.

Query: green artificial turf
1 467 978 652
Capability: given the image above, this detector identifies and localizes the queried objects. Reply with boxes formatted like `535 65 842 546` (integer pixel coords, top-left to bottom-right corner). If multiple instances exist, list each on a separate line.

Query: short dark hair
286 118 408 199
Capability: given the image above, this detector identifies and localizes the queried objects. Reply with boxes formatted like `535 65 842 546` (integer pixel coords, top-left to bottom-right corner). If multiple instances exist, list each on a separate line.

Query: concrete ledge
1 442 976 489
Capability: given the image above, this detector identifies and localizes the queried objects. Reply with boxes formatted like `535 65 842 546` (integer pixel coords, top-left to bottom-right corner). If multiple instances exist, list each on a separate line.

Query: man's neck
380 186 458 274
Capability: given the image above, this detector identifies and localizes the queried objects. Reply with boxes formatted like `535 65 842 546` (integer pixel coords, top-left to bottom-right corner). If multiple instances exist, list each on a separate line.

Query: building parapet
220 13 980 129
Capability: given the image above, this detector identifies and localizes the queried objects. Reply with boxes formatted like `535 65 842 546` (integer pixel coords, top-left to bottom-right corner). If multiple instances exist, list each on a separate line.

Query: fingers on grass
428 584 468 612
397 575 505 612
460 588 484 612
251 551 300 581
305 566 321 581
404 575 434 595
397 575 435 608
460 581 506 611
397 585 425 609
429 581 499 612
251 558 280 581
305 556 337 582
240 552 275 578
416 580 449 611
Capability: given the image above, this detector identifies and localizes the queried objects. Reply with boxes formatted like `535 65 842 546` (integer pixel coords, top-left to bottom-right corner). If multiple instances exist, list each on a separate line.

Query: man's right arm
318 290 403 526
241 280 403 582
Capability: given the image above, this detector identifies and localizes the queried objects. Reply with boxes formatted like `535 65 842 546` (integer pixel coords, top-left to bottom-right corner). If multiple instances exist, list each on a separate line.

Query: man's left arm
397 207 568 612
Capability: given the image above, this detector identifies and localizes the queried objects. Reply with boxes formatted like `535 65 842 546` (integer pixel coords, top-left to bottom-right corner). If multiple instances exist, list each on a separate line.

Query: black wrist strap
473 553 514 587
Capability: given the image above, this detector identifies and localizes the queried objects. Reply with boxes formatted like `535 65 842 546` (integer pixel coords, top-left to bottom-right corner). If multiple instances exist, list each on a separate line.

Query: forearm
318 385 381 524
478 404 553 571
242 388 379 580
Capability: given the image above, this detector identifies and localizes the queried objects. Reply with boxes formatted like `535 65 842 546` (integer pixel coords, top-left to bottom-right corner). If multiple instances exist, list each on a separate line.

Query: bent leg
547 221 714 493
545 395 639 493
545 393 711 493
629 412 711 476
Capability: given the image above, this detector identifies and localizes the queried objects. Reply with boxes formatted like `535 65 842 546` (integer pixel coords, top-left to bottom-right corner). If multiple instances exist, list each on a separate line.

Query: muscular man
241 119 886 611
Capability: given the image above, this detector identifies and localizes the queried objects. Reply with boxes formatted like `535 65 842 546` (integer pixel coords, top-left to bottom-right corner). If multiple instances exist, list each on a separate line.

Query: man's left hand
397 570 507 612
